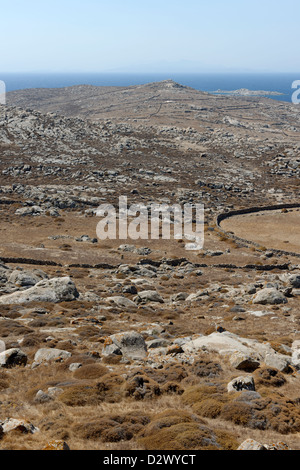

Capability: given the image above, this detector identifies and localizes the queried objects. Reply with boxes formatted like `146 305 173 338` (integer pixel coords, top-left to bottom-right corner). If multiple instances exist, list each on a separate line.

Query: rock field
0 80 299 450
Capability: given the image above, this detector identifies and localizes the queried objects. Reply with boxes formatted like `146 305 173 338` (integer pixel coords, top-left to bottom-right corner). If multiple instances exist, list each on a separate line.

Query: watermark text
96 196 204 251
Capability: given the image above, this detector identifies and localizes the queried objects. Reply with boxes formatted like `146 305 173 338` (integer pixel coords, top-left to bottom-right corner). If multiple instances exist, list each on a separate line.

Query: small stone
227 375 255 393
47 387 64 397
166 344 184 355
237 439 266 451
43 440 70 451
69 362 82 372
264 442 290 451
34 390 53 403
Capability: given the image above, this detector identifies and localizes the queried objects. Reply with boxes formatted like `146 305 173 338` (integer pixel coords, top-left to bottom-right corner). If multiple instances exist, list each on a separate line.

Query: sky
0 0 299 73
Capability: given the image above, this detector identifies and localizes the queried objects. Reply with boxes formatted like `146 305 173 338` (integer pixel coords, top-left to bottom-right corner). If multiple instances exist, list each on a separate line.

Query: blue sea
1 72 299 103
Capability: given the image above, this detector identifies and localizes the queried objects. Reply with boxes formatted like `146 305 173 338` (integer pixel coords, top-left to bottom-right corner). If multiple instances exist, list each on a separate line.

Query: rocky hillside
0 82 299 450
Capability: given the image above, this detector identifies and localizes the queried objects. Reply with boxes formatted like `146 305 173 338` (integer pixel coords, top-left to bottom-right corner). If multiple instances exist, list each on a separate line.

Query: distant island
212 88 285 97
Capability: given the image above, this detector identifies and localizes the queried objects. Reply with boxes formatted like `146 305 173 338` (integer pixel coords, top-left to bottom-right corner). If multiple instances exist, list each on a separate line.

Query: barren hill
0 81 300 451
6 79 300 134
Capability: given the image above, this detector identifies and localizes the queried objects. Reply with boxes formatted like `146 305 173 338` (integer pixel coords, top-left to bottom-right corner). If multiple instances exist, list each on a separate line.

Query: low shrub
73 364 109 380
254 367 286 388
220 401 253 426
182 385 226 407
59 384 101 407
138 409 238 450
143 364 188 384
191 359 223 378
193 398 224 419
96 373 126 403
124 374 161 400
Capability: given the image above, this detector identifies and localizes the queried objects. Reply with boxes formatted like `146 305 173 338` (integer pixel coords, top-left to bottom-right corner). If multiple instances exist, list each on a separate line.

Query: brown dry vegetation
1 81 300 450
0 334 299 450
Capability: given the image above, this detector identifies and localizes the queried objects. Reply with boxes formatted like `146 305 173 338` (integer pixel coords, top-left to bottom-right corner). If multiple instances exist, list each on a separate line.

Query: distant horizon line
1 71 300 75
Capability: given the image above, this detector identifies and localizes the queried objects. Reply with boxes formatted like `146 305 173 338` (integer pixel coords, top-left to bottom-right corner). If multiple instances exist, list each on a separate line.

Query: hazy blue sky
1 0 299 73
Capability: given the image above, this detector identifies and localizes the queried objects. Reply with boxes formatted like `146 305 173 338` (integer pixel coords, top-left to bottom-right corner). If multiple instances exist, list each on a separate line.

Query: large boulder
134 290 164 304
103 331 147 360
9 269 48 287
227 375 255 393
185 290 209 302
0 277 79 304
106 296 136 308
0 348 27 368
34 348 72 364
281 273 300 288
252 288 287 305
1 418 39 434
15 206 43 216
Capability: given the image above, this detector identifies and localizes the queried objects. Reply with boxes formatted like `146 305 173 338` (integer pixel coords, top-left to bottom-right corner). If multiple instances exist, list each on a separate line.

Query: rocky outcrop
0 277 79 304
182 331 292 370
237 439 290 451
